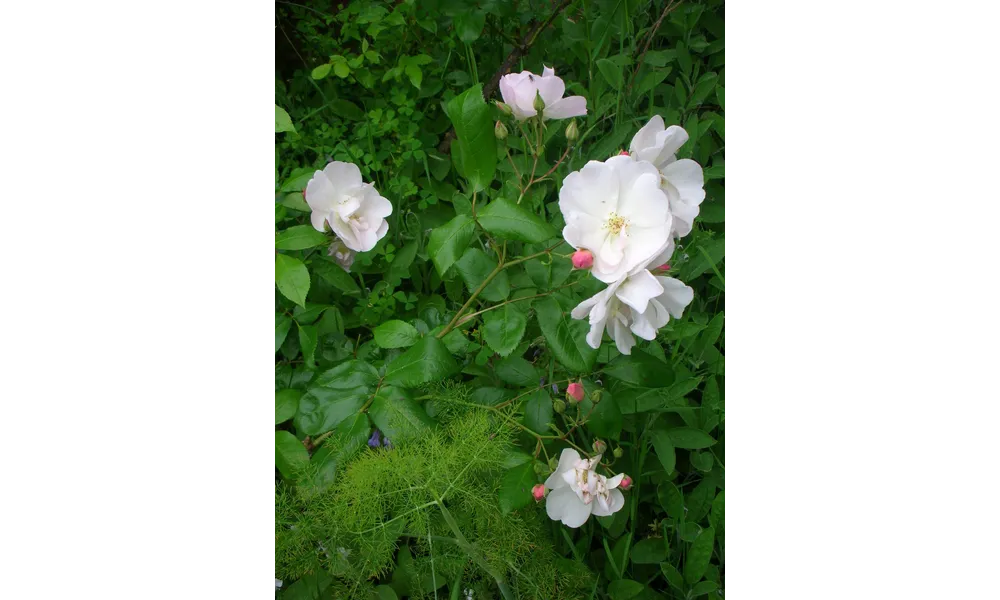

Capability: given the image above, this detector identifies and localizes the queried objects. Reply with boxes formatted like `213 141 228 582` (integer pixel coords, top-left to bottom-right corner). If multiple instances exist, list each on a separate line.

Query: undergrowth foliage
276 1 724 598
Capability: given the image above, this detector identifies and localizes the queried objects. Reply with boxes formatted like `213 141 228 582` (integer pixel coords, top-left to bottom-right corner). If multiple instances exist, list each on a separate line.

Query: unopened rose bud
593 439 607 454
533 91 545 112
533 461 549 476
654 263 671 272
613 446 624 458
620 475 633 490
571 249 593 270
553 399 566 414
590 389 602 404
565 119 579 143
567 382 584 402
494 120 508 140
532 483 546 502
548 456 559 471
618 150 631 156
495 101 513 117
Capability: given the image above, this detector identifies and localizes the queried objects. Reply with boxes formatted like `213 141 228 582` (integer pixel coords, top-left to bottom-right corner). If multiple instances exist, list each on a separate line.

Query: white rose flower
327 238 356 272
304 161 392 252
499 66 587 121
629 116 706 238
559 155 672 284
544 448 626 528
571 259 694 355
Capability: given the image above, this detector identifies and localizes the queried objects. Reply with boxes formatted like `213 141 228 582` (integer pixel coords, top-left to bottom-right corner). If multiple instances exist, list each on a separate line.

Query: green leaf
597 58 624 89
587 392 623 439
276 254 310 307
607 579 643 600
651 430 676 474
428 214 476 276
455 11 486 42
275 389 301 424
524 250 572 289
368 386 434 444
686 479 715 522
384 335 459 387
274 225 330 250
482 303 527 357
311 63 332 80
689 72 720 107
312 258 359 294
522 389 553 435
691 581 719 597
294 361 379 436
603 352 672 387
709 490 725 532
635 67 672 98
495 356 538 386
386 240 418 285
298 323 318 369
690 451 714 471
276 315 293 352
275 105 295 133
333 62 350 78
683 527 715 584
668 427 717 449
304 412 370 496
660 563 684 590
275 431 309 479
498 460 535 514
716 86 725 110
658 482 685 520
330 99 365 121
684 235 724 280
476 198 556 243
374 585 398 600
444 84 496 191
630 538 667 564
455 248 510 302
374 320 421 349
535 296 596 373
404 63 422 89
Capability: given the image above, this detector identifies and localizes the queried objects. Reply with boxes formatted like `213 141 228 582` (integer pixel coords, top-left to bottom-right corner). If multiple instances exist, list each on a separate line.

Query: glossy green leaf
276 315 292 352
535 296 596 373
428 214 476 276
275 389 301 424
476 198 556 243
603 352 672 387
691 581 719 597
651 430 676 474
311 63 331 80
444 84 496 191
660 563 684 590
298 323 318 368
275 105 295 133
482 303 527 357
498 460 535 514
522 389 552 435
669 427 717 449
630 537 667 564
312 258 359 294
455 248 509 302
384 335 459 387
276 225 328 250
295 361 379 436
495 356 538 386
275 254 310 307
683 527 715 584
275 431 309 479
374 320 421 349
607 579 643 600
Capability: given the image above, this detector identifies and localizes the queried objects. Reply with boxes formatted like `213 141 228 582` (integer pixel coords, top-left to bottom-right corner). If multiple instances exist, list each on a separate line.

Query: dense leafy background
276 0 724 598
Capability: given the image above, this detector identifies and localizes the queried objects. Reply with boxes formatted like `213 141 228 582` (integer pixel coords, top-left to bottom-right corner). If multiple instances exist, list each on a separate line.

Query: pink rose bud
655 263 671 272
567 382 585 402
571 249 594 270
532 483 546 502
620 475 633 490
619 150 631 156
593 439 607 454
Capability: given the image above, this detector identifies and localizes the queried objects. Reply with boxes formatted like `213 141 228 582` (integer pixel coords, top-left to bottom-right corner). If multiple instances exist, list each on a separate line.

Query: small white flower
499 66 587 121
571 259 693 355
275 579 282 589
544 448 626 528
629 116 706 238
304 161 392 252
559 155 672 283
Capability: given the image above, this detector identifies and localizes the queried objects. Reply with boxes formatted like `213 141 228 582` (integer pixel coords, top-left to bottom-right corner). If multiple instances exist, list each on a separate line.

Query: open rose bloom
305 161 392 252
499 66 587 121
545 449 626 528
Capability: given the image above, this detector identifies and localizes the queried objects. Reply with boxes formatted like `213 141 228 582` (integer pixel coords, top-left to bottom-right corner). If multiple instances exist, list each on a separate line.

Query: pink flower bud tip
655 263 670 272
620 475 633 490
567 382 585 402
571 249 593 270
619 150 631 156
532 484 546 502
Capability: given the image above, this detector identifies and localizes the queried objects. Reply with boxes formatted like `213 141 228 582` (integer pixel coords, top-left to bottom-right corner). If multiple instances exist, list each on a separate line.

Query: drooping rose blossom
544 449 626 528
499 66 587 121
